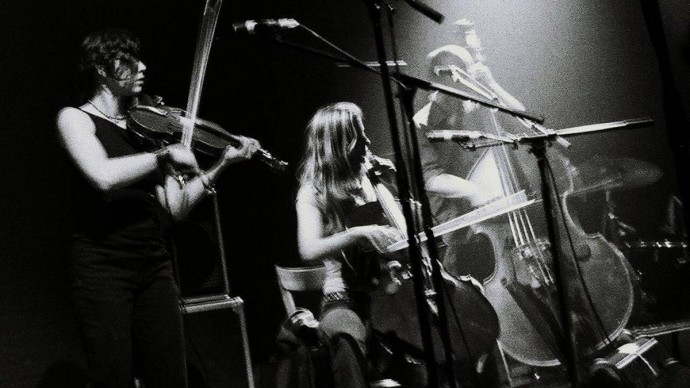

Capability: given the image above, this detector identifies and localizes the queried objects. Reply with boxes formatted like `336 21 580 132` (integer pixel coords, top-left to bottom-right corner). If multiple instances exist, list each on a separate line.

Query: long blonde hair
297 102 367 232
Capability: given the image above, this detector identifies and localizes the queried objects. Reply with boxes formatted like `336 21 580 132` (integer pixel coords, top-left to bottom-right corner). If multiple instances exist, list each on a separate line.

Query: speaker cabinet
171 194 231 299
182 297 254 388
171 193 254 387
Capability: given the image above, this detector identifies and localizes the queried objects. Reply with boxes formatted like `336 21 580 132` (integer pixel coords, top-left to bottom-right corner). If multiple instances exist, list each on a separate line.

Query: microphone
402 0 445 24
426 130 484 142
232 18 299 35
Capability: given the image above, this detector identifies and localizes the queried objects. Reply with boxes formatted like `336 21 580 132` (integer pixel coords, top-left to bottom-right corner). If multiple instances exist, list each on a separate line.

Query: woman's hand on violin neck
158 143 200 172
351 225 404 253
222 136 261 165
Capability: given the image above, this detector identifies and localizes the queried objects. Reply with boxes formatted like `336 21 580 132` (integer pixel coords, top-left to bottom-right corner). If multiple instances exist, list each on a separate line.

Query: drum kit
571 156 664 195
593 160 690 334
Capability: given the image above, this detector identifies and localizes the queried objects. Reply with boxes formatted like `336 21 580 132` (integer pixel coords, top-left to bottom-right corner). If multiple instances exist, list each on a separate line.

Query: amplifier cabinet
181 295 254 388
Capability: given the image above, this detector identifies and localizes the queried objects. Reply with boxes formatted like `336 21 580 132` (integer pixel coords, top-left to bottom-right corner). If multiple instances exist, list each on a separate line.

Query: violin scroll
254 148 289 172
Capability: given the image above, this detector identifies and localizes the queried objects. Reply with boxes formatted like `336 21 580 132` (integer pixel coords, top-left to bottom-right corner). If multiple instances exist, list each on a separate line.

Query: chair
273 265 402 387
274 264 327 315
275 265 400 387
273 265 330 387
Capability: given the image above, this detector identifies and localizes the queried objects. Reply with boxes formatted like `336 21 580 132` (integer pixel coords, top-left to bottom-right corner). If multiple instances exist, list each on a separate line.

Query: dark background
1 0 689 386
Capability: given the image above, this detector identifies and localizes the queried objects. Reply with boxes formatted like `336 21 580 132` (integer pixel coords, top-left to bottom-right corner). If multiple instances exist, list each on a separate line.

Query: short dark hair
80 28 141 88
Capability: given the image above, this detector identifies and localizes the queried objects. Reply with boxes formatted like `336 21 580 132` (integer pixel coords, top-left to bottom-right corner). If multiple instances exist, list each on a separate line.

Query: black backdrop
1 0 689 386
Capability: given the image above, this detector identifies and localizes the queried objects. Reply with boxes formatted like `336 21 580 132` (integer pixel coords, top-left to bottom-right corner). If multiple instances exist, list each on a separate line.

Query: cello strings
489 112 527 247
491 111 554 290
507 212 520 246
497 111 553 274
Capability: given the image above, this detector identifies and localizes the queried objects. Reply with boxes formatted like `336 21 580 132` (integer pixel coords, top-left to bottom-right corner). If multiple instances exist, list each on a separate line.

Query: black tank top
69 111 168 259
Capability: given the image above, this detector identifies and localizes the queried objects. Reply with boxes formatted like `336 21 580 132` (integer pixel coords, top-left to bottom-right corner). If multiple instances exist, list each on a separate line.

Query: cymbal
573 156 663 193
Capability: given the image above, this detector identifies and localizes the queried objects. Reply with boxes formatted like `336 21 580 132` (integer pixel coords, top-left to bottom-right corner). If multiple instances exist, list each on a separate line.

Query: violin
128 104 288 173
125 1 287 173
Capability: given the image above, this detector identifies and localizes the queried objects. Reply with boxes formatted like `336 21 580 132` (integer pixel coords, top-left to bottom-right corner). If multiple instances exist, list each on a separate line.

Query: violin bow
181 0 224 149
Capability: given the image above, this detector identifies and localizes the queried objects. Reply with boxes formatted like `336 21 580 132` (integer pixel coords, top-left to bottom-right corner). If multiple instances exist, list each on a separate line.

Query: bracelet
154 147 169 167
200 174 216 194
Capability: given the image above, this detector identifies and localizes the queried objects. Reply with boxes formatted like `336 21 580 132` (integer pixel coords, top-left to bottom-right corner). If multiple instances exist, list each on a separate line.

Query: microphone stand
382 1 479 385
530 139 581 385
361 1 443 385
362 2 548 386
269 31 543 124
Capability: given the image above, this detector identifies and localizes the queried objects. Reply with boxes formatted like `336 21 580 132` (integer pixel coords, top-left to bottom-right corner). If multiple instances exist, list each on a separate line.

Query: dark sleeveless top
340 199 394 292
69 111 168 259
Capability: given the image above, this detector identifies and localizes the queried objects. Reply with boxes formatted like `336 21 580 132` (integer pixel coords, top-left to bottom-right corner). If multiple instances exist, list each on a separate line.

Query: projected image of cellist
413 19 636 370
413 19 527 280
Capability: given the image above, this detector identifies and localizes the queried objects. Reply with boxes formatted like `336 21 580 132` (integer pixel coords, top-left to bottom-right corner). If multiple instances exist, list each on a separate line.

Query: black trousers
72 246 186 388
320 293 370 388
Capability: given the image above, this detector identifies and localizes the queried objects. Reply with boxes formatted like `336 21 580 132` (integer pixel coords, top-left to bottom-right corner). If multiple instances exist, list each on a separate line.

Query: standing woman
57 29 259 388
295 102 402 387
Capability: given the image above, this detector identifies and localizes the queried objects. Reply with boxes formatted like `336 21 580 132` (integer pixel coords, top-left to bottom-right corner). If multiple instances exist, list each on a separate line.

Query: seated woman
295 102 403 387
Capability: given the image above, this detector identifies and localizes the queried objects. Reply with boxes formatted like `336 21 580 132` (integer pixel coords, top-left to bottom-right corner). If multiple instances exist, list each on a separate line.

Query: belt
321 291 351 304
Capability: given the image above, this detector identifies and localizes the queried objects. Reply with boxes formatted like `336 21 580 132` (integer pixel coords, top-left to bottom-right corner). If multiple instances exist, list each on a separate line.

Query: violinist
295 102 403 387
414 21 526 277
56 29 260 387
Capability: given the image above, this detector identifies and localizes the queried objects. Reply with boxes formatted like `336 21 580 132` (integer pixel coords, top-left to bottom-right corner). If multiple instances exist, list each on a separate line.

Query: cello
345 150 500 385
448 22 635 369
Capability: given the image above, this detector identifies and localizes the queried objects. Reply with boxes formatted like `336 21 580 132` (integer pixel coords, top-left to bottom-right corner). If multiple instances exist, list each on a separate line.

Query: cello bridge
511 239 554 289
